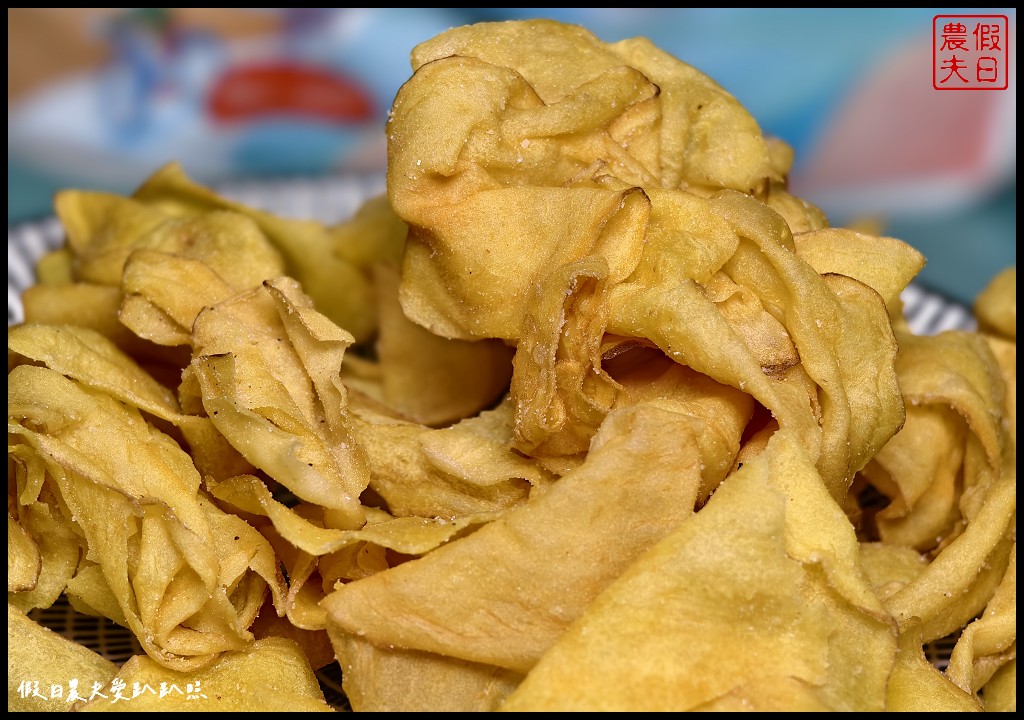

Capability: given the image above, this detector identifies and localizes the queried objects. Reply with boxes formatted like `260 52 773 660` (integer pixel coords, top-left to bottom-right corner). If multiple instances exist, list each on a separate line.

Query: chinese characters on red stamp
933 15 1009 90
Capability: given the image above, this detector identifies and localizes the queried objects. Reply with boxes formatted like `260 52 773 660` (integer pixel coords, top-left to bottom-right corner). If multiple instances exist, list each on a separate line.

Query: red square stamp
933 15 1009 90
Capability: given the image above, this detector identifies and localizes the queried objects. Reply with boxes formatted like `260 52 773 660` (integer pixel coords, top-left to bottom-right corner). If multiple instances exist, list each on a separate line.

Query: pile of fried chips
8 19 1016 712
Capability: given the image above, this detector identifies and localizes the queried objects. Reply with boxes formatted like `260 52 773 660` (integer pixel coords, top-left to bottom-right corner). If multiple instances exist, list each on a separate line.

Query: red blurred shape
208 62 375 124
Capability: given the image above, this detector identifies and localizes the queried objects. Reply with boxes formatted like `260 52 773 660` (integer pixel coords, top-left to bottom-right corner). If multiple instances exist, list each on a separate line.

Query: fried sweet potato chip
410 20 778 195
189 277 369 529
7 513 40 593
861 330 1011 550
792 227 925 324
209 474 496 558
22 282 176 365
858 542 928 603
337 634 521 713
7 604 119 713
392 19 905 502
325 388 750 674
511 256 617 455
7 498 80 613
885 621 982 712
711 192 904 496
249 598 336 672
76 637 334 712
9 322 251 483
8 365 284 670
373 264 513 426
33 246 74 285
327 193 408 272
135 162 378 342
9 323 178 412
500 430 894 711
607 194 903 500
974 266 1016 341
53 190 172 285
56 190 284 291
881 462 1014 644
946 544 1016 699
981 659 1016 712
119 245 277 349
351 400 548 519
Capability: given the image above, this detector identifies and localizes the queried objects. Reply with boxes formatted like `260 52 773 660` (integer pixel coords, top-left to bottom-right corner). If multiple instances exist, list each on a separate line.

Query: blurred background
8 8 1016 305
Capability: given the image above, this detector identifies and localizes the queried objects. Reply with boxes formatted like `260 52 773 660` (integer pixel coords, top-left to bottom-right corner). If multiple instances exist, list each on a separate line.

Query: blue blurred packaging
10 9 460 186
8 8 1015 303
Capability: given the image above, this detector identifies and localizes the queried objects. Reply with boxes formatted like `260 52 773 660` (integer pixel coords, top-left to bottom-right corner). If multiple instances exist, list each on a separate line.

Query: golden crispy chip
417 398 554 491
325 397 747 674
881 462 1015 643
624 189 739 289
712 192 904 496
893 331 1008 489
22 282 181 366
8 17 1017 713
974 266 1016 340
189 277 369 529
209 474 496 558
500 430 894 711
9 323 179 414
249 600 336 671
689 678 832 712
118 228 284 348
58 189 284 295
860 405 966 550
946 544 1016 697
607 348 754 499
7 513 40 592
373 264 513 426
7 604 119 713
397 178 650 341
258 524 324 631
53 190 172 284
66 561 128 623
793 227 925 323
351 401 545 519
511 256 616 455
336 633 521 712
7 500 80 612
139 211 286 287
412 20 777 194
328 193 408 272
392 20 799 364
318 542 388 589
394 21 908 503
392 46 654 339
76 637 334 712
8 322 251 483
861 330 1011 548
702 271 800 375
858 542 928 603
134 162 377 342
607 35 779 194
981 659 1016 712
9 365 284 669
28 193 286 372
609 193 903 500
885 621 982 711
34 247 74 285
985 335 1016 451
765 186 830 235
